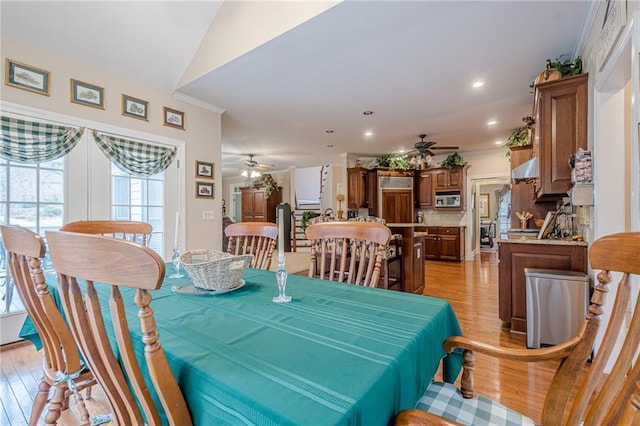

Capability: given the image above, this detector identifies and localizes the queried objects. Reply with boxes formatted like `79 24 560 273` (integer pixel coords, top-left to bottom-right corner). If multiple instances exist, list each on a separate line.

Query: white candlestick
174 212 180 247
278 208 285 259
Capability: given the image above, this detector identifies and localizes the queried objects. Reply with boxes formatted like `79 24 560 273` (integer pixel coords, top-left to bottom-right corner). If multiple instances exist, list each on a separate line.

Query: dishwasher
525 268 590 349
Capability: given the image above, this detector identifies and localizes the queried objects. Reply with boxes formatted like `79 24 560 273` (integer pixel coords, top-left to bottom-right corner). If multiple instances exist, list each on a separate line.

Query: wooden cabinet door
447 168 462 189
347 167 367 209
252 190 266 218
423 234 439 260
439 235 459 260
415 171 433 208
381 190 412 223
433 170 448 190
535 74 588 199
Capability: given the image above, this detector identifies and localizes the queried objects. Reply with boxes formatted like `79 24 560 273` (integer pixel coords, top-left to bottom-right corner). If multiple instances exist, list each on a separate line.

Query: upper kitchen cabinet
415 170 433 208
347 167 368 209
433 166 463 190
532 73 588 200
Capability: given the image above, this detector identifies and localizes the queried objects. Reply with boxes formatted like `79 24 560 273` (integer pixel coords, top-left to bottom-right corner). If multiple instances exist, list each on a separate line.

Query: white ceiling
1 1 595 178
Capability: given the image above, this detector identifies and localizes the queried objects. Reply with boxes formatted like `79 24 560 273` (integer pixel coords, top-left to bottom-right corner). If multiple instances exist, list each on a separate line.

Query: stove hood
511 158 539 180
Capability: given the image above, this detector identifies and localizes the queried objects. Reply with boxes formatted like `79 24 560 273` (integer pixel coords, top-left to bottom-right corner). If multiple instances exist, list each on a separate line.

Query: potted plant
376 153 411 171
300 211 320 231
250 173 278 198
440 152 465 169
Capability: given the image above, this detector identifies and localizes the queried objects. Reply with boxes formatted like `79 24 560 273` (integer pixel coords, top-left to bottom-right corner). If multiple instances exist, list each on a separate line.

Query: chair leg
29 377 50 426
44 386 65 426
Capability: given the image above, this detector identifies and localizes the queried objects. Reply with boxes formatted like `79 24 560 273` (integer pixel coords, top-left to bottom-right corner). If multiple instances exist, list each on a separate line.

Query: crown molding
173 92 226 115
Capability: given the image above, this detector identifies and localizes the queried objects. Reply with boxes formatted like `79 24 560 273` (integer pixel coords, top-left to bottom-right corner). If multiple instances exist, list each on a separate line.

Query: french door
0 103 184 343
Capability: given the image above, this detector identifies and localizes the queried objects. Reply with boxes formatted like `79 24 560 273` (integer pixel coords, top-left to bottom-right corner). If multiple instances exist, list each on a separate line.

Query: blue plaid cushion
416 382 536 426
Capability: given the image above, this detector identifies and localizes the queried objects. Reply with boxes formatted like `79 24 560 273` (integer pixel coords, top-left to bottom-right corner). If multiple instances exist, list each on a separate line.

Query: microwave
435 192 461 208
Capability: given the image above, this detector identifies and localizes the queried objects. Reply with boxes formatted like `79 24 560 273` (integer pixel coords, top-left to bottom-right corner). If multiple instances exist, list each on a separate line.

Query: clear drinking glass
272 253 291 303
169 244 184 278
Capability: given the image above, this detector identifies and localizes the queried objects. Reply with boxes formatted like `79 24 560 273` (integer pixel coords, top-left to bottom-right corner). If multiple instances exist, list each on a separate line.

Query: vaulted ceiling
1 1 594 177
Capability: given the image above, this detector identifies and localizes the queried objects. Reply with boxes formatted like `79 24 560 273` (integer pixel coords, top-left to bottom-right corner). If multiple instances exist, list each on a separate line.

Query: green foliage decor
376 153 411 171
504 126 531 148
440 152 465 169
250 173 278 198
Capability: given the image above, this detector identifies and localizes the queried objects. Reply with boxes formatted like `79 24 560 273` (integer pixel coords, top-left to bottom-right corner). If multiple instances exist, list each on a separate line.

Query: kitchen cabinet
532 73 588 200
380 190 413 223
347 167 368 209
387 225 424 294
433 166 463 190
240 187 282 222
415 170 433 208
423 226 465 262
498 240 587 333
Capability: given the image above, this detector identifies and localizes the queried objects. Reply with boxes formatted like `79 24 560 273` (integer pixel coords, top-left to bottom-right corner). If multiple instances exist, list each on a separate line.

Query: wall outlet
202 210 215 220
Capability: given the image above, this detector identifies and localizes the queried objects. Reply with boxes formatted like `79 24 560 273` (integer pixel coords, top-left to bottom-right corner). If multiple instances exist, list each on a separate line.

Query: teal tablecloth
20 266 463 425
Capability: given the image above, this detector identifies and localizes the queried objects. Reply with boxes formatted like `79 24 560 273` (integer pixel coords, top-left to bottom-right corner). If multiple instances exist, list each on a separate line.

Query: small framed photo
5 59 50 96
70 79 104 109
163 107 185 130
479 193 490 218
121 94 149 121
195 161 214 179
196 181 214 199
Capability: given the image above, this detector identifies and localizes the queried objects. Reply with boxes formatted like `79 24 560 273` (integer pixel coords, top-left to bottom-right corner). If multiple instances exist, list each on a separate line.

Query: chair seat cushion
416 382 536 426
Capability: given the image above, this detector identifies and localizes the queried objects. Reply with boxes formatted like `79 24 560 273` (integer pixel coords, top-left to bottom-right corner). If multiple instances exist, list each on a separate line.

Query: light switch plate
202 210 215 220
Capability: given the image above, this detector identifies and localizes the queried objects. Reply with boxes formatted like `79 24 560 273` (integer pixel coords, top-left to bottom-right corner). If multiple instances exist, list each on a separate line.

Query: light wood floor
0 252 558 425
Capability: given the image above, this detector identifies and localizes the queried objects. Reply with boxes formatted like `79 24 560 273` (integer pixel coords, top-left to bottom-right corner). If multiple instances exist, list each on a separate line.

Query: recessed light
364 131 373 137
363 111 374 115
325 130 334 133
472 81 485 89
495 140 503 145
326 144 334 148
487 120 497 126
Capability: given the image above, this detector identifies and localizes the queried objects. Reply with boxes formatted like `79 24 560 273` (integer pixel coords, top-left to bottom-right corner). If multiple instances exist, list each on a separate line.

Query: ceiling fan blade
429 146 459 150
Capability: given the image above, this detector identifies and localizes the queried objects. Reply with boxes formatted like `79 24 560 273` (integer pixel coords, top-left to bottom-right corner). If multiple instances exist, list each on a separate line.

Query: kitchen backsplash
421 209 467 226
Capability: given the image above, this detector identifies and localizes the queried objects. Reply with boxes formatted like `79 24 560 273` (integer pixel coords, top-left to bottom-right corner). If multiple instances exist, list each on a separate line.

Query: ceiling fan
410 134 459 158
241 154 275 178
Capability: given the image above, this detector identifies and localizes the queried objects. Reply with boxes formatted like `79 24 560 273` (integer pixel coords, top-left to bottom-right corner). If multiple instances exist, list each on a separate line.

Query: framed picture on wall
479 193 490 218
70 79 105 109
196 181 214 199
163 107 185 130
195 161 214 179
5 58 50 96
121 94 149 121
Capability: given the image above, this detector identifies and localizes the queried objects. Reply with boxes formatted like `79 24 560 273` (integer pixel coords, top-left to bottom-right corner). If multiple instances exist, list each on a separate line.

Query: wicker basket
179 250 253 290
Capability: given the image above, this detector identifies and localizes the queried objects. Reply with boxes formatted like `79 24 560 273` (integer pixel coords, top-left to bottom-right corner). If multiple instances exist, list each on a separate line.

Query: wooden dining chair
0 225 95 426
60 220 152 246
225 221 278 270
305 221 392 287
394 232 640 426
45 231 192 426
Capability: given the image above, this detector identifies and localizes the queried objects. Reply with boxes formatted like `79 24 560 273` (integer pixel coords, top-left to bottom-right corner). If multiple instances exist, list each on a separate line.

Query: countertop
387 223 466 228
497 237 587 247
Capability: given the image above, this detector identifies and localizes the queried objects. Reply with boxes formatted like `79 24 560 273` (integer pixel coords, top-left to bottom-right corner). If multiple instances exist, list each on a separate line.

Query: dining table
20 265 463 425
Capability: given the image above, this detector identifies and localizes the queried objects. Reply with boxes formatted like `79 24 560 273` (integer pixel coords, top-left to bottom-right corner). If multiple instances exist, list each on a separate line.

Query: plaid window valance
0 115 84 164
92 131 176 177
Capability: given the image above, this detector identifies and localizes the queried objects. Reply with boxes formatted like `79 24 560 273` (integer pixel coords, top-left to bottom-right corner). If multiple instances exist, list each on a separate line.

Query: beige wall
1 37 223 251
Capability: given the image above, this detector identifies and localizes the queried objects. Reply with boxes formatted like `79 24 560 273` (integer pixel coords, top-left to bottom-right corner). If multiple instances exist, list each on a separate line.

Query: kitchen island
498 237 588 333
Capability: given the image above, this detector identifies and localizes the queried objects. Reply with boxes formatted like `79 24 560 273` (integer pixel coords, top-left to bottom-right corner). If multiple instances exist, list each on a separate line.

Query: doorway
471 177 511 255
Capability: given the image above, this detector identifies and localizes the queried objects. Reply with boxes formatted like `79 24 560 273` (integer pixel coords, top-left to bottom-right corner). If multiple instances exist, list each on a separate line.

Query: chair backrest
45 231 192 426
60 220 152 246
305 221 391 287
0 225 83 381
225 222 278 270
545 232 640 425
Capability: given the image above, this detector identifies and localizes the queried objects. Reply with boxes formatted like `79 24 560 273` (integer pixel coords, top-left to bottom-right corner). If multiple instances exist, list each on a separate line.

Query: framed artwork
121 94 149 121
163 107 185 130
479 193 490 218
195 161 214 179
196 181 214 199
5 58 50 96
70 79 105 109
